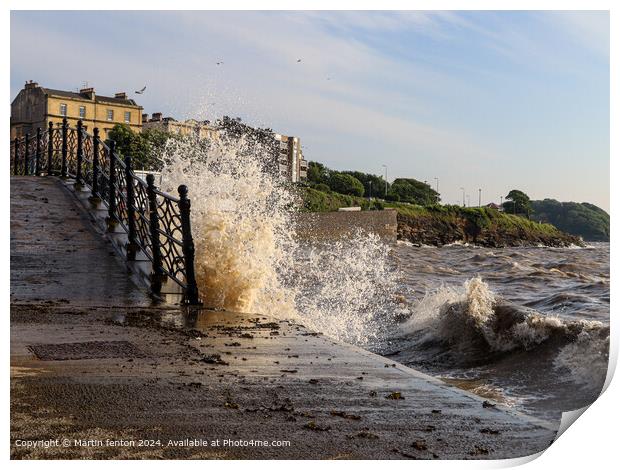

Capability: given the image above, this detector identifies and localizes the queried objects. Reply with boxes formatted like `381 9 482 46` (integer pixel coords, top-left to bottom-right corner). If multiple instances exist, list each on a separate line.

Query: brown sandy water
374 242 610 422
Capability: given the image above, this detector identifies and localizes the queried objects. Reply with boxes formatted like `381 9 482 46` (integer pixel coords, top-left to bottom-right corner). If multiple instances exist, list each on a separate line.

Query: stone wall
293 209 398 242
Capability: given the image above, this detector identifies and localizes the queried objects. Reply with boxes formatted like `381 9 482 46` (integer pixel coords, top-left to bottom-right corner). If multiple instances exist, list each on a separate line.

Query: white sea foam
158 135 399 345
401 277 607 356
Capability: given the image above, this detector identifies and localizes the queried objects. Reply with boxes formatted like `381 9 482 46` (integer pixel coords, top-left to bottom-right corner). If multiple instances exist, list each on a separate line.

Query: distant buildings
10 81 307 182
274 133 308 183
142 112 219 141
486 202 503 211
10 81 143 139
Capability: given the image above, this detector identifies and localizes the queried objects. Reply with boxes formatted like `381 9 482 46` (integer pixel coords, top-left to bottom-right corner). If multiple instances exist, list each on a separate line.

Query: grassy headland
299 187 582 247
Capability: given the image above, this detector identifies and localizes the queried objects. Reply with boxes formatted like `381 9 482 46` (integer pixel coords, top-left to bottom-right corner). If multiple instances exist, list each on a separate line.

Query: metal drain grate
28 340 145 361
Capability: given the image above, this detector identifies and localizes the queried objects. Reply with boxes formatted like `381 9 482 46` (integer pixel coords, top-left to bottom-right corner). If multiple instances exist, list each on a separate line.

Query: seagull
297 59 302 63
135 86 146 94
216 61 224 65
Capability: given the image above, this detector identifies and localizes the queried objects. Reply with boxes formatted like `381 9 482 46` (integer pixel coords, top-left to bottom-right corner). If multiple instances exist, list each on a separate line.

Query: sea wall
293 209 398 242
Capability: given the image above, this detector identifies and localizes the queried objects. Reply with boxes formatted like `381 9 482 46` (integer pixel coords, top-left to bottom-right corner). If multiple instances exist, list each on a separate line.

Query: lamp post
382 164 388 197
434 177 439 193
460 187 465 207
500 195 503 210
478 188 482 207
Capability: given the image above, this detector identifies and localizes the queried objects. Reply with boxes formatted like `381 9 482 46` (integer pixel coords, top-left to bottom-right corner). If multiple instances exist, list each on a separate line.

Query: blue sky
11 10 609 210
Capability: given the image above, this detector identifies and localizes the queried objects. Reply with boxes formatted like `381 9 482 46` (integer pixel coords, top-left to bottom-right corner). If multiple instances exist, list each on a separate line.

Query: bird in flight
135 86 146 94
297 59 302 63
216 61 224 65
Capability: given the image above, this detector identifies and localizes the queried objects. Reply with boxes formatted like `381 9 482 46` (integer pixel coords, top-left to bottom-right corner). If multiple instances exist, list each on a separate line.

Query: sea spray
157 135 400 345
158 136 297 316
288 231 402 344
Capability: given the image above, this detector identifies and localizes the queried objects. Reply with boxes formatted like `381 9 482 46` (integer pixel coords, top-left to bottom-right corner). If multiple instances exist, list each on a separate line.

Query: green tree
307 161 330 185
108 124 156 170
531 199 609 241
313 183 331 192
342 171 388 198
389 178 439 205
503 189 533 218
328 172 365 197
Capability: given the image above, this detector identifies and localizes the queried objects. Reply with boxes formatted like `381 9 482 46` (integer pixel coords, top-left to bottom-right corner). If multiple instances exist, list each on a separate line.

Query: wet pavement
10 176 558 459
10 177 150 306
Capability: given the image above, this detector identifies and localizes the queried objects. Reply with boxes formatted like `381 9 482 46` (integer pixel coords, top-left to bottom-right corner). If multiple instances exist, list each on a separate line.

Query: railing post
75 120 83 188
61 118 68 178
124 156 139 261
178 185 201 305
47 121 53 175
147 174 165 296
24 133 30 176
35 128 41 175
13 137 20 176
90 127 101 202
106 141 117 232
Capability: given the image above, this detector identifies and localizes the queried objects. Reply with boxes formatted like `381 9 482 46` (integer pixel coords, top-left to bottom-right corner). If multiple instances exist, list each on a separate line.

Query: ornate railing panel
10 118 201 305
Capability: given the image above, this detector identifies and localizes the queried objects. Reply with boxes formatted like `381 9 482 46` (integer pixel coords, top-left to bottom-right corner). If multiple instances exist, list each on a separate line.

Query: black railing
10 119 201 305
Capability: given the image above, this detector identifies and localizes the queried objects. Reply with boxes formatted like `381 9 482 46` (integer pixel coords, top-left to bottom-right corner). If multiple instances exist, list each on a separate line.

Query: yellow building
142 112 219 141
10 80 143 139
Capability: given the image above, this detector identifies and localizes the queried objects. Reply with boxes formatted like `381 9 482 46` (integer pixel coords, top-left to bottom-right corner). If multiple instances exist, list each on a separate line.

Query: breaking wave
158 135 399 344
400 277 609 389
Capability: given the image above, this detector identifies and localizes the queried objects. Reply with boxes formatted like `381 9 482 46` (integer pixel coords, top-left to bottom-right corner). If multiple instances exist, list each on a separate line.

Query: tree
108 124 166 171
531 199 609 241
313 183 331 193
503 189 533 218
328 172 365 197
342 171 388 198
307 161 330 185
388 178 439 205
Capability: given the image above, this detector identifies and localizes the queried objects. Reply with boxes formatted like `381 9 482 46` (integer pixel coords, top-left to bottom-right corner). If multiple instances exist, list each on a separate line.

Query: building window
79 106 86 119
124 111 131 123
59 103 67 116
107 109 114 121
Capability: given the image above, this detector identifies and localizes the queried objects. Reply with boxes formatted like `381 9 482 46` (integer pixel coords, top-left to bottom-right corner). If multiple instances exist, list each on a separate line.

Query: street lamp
478 188 482 207
460 187 465 207
382 164 388 197
434 177 439 193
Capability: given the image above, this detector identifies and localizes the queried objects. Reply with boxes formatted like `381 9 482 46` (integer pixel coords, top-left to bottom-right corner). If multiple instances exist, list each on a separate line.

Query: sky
10 10 610 210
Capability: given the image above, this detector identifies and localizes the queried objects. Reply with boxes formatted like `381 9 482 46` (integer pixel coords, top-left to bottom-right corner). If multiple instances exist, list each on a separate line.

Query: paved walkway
10 176 558 460
10 177 149 306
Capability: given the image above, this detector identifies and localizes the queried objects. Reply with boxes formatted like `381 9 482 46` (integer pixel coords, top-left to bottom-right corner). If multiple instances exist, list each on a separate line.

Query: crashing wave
401 277 609 385
158 135 399 345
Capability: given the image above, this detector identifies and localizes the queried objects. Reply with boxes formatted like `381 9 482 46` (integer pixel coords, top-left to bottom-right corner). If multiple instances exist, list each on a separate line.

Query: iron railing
10 118 201 305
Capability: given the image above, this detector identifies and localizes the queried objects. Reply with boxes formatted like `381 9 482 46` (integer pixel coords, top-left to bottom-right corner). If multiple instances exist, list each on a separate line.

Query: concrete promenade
10 177 558 459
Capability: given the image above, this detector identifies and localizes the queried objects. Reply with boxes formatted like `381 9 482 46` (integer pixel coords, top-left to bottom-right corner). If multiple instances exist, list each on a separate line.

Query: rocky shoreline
397 213 583 248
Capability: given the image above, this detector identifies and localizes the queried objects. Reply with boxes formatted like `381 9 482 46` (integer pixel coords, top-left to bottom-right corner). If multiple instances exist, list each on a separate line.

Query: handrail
10 118 201 305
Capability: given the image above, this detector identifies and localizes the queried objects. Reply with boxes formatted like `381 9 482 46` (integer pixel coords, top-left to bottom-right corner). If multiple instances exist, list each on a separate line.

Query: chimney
151 112 163 122
80 87 95 100
142 113 149 123
114 92 127 100
24 80 39 90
